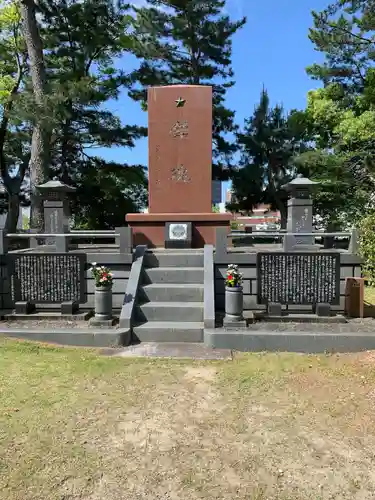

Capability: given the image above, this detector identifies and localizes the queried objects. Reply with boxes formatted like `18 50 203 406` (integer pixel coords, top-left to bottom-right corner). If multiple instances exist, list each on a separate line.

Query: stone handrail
203 245 215 329
3 227 133 254
119 245 147 330
228 231 352 237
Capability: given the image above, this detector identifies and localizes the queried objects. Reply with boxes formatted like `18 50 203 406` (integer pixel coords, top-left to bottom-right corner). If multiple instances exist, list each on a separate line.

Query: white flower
91 262 97 267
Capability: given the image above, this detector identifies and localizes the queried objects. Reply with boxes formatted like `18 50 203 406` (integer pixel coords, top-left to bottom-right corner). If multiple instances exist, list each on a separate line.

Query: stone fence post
115 227 133 254
0 229 8 255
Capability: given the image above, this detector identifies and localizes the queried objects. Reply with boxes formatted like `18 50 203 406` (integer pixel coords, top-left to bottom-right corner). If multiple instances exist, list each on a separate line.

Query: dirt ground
1 339 375 499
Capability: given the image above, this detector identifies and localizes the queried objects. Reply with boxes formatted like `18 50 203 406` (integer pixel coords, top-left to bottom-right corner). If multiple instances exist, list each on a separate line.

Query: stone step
133 322 204 343
136 302 204 322
140 283 204 302
143 267 204 284
144 252 204 268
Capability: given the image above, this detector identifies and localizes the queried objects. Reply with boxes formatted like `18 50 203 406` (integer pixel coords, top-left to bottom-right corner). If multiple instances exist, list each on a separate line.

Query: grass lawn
365 285 375 305
1 340 375 499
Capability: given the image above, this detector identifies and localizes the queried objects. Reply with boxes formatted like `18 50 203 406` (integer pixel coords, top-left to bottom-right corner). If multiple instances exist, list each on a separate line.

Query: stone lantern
282 175 319 248
37 179 76 234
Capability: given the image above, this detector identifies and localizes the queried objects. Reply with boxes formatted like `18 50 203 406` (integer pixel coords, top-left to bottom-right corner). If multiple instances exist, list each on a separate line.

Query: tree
28 0 148 228
299 1 375 227
128 0 246 180
230 89 307 227
0 0 31 232
308 0 375 97
20 0 50 230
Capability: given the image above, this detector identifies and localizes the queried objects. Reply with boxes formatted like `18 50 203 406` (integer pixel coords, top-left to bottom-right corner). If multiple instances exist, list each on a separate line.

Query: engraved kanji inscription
171 164 191 183
10 254 86 304
170 120 188 138
257 253 340 305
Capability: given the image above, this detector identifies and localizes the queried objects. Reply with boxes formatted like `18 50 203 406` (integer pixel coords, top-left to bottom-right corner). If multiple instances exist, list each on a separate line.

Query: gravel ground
0 318 120 330
0 317 375 333
224 317 375 333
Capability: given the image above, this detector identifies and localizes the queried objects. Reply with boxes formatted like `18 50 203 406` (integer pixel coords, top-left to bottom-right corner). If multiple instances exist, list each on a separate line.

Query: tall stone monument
282 175 319 249
126 85 232 247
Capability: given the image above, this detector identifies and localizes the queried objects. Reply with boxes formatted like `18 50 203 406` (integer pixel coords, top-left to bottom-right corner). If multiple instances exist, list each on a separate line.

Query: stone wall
214 253 362 313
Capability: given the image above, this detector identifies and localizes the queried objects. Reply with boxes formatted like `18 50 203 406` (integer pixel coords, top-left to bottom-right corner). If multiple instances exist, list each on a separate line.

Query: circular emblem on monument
169 223 188 240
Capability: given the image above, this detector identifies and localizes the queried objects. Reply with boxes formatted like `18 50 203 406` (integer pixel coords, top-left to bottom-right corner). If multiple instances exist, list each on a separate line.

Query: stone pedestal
126 85 232 247
128 212 231 247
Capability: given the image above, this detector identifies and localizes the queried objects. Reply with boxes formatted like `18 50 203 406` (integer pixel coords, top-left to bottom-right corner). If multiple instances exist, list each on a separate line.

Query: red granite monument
126 85 232 247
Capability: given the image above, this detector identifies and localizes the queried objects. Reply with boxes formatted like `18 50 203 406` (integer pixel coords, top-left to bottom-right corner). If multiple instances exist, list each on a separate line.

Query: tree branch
327 21 375 46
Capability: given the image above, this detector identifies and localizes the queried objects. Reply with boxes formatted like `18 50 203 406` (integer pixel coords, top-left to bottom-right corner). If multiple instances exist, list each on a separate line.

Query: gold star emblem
175 97 186 108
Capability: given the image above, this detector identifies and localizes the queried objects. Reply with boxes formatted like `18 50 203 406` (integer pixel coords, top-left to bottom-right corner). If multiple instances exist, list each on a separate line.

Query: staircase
133 250 204 342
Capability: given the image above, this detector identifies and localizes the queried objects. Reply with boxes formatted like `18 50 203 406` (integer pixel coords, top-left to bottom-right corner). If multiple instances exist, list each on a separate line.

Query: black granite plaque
257 252 340 305
9 253 86 304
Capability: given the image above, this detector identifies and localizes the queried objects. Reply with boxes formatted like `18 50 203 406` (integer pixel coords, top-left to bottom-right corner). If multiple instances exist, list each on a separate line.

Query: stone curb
204 328 375 353
0 327 131 348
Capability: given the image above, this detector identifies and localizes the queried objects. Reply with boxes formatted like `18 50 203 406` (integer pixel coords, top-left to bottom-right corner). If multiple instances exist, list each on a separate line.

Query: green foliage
128 0 246 180
307 0 375 96
358 212 375 285
300 1 375 226
72 160 147 229
294 149 372 228
231 89 307 227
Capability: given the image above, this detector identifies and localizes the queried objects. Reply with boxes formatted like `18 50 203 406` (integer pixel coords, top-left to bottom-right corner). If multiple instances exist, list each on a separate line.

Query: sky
95 0 330 202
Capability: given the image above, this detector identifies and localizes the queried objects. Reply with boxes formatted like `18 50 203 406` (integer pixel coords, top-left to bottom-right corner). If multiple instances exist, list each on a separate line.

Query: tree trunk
2 173 26 233
20 0 50 231
267 161 288 229
6 193 21 233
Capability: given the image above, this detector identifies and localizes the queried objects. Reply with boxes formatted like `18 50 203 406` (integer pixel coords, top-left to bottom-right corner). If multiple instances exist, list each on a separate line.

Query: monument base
126 213 232 248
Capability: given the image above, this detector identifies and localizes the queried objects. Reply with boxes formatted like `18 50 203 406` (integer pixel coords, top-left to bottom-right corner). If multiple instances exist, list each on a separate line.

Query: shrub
358 213 375 285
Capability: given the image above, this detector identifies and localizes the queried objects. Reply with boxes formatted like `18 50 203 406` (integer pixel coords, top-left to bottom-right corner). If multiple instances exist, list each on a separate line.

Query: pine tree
33 0 148 228
231 90 307 228
128 0 246 180
308 0 375 97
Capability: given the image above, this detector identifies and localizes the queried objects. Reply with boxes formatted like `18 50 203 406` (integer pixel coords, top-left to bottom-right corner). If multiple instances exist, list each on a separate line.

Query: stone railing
3 227 133 254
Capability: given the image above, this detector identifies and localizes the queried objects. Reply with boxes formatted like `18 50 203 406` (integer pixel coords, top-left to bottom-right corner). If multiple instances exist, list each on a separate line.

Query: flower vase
225 285 244 322
94 285 113 320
